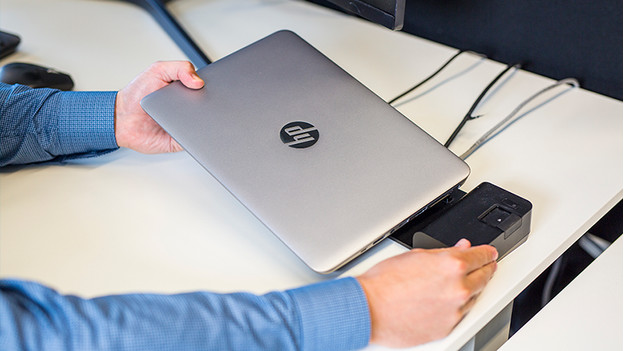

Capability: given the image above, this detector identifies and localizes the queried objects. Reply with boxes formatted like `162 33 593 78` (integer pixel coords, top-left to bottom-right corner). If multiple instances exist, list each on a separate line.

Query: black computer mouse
0 62 74 90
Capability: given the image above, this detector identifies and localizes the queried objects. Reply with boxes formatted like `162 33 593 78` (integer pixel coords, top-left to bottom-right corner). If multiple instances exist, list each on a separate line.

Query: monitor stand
123 0 212 68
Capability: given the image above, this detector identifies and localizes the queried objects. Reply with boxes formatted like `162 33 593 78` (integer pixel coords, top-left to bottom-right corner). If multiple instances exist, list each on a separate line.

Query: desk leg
460 302 513 351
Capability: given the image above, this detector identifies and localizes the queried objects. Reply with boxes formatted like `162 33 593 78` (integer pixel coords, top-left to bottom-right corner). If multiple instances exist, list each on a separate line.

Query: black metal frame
123 0 212 68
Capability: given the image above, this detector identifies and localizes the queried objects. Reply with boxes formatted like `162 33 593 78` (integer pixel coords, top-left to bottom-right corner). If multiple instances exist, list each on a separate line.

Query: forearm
0 277 370 350
0 83 118 167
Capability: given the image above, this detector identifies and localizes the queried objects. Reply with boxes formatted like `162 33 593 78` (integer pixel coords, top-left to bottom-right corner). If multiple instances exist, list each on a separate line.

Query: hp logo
280 121 319 149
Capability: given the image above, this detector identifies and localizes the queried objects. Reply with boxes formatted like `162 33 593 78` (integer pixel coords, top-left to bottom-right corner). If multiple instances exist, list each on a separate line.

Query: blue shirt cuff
287 277 371 351
40 90 118 157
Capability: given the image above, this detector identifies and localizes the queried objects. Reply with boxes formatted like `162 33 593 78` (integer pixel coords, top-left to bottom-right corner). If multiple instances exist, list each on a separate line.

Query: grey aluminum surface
141 30 470 273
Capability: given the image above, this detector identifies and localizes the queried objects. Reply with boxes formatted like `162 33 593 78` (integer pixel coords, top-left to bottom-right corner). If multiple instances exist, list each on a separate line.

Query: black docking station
390 182 532 261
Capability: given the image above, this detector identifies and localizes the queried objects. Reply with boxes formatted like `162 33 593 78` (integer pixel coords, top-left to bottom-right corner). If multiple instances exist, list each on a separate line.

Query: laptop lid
141 30 470 273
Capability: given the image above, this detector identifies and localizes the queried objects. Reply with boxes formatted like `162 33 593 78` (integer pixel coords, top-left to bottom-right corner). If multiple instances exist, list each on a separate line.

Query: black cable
459 78 578 159
542 256 563 307
388 50 469 105
444 63 521 148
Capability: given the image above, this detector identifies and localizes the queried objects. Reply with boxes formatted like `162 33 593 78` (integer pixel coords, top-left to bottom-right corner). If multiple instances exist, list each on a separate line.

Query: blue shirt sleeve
0 83 119 166
0 83 372 350
0 277 371 350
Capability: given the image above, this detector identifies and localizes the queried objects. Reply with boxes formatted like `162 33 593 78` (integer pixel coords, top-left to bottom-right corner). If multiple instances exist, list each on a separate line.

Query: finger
169 138 184 153
179 69 204 90
456 245 499 273
454 238 471 248
157 61 204 89
463 261 497 296
410 239 471 256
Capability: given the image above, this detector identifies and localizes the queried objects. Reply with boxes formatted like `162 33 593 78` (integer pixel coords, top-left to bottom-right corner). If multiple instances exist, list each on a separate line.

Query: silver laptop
141 30 470 273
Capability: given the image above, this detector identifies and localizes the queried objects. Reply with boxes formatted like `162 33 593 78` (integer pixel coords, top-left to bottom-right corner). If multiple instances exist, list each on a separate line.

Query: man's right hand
356 239 498 348
114 61 204 154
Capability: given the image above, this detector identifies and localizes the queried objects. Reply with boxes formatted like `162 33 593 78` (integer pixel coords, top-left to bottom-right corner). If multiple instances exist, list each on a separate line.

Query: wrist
114 92 124 148
356 275 384 345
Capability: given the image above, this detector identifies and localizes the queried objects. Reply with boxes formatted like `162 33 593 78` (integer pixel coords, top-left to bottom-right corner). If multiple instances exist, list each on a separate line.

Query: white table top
499 236 623 351
1 0 622 350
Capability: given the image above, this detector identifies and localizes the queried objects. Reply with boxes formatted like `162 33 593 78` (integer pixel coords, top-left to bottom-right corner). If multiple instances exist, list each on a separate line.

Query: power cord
542 256 563 307
459 78 579 160
387 50 484 105
387 53 579 160
444 63 521 148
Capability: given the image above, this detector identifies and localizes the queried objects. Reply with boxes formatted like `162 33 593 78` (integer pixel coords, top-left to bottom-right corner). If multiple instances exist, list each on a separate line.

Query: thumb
156 61 204 89
455 238 471 249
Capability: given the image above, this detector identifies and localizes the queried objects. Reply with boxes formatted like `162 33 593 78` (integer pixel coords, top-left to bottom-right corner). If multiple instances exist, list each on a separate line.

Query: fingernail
455 238 470 247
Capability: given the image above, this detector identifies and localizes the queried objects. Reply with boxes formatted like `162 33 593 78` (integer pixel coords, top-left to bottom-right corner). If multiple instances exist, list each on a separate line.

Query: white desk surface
499 236 623 351
1 1 622 350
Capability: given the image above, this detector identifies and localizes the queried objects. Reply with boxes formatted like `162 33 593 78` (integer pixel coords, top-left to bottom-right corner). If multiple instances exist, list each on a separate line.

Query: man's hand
357 239 498 348
114 61 204 153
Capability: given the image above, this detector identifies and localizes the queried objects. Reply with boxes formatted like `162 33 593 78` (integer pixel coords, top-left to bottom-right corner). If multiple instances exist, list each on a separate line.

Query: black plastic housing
391 182 532 260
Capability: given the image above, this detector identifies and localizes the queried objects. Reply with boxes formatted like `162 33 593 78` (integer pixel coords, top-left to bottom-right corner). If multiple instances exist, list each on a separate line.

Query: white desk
1 1 622 350
499 236 623 351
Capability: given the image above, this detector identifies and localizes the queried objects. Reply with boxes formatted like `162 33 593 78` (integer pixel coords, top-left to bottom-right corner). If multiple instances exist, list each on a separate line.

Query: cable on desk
387 50 484 105
542 256 563 307
459 78 579 160
444 63 522 148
